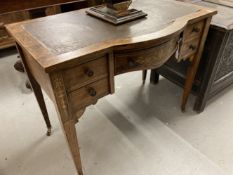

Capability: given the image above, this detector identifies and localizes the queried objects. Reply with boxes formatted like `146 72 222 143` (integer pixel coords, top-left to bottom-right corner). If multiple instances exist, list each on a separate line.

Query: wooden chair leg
142 70 147 84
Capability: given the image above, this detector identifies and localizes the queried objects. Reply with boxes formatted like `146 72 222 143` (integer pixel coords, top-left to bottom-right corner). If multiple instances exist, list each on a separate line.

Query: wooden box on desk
151 0 233 112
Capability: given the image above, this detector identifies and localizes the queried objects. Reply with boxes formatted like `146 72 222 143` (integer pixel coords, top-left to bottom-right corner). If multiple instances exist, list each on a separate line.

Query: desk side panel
17 43 55 102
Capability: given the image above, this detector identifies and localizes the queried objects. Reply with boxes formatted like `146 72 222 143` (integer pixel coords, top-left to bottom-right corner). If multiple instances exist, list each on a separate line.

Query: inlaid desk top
7 0 215 72
6 1 216 175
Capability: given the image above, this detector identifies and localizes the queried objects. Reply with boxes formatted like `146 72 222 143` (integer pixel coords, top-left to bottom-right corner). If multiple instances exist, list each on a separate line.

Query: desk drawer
69 78 110 112
183 20 205 42
63 57 108 92
114 38 178 74
180 38 200 59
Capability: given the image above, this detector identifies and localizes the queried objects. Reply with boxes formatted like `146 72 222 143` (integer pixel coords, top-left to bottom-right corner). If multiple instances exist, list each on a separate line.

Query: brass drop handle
192 27 200 33
189 45 196 51
88 87 97 97
85 68 94 77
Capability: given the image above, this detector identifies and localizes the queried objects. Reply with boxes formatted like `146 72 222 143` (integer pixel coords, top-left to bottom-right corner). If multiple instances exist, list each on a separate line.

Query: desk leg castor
46 127 52 136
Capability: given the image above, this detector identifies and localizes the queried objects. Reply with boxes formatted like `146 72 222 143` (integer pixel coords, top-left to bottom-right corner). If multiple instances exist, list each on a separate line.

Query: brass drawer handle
192 27 200 33
85 68 94 77
189 45 196 51
88 87 97 97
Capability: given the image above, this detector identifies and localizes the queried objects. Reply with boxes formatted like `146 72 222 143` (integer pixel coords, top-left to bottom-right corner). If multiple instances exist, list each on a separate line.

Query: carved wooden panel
214 31 233 81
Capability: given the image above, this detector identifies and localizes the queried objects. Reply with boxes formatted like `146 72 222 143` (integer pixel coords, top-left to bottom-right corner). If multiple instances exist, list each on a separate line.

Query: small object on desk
86 3 147 25
106 0 132 12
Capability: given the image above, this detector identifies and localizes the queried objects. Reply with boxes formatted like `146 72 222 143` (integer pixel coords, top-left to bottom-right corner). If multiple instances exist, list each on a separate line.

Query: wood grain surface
6 0 216 72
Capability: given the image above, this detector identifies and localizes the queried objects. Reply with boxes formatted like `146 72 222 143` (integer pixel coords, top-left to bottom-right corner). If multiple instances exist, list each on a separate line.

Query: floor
0 48 233 175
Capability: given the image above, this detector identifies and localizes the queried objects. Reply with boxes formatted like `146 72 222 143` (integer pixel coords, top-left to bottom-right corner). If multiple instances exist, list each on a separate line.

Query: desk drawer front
180 38 200 60
114 38 178 75
183 20 205 42
69 78 110 111
63 57 108 92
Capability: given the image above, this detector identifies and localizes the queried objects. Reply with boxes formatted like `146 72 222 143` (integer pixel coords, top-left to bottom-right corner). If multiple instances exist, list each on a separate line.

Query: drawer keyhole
88 87 97 97
85 68 94 77
192 27 200 33
189 45 196 51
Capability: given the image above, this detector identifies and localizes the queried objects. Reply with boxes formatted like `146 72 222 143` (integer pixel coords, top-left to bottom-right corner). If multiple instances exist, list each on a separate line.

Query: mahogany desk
6 0 216 174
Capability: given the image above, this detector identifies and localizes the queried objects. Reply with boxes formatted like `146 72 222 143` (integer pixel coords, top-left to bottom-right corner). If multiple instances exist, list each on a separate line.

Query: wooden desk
6 1 216 174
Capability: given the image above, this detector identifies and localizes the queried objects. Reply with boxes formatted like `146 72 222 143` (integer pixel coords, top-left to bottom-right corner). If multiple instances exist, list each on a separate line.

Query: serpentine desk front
6 0 216 174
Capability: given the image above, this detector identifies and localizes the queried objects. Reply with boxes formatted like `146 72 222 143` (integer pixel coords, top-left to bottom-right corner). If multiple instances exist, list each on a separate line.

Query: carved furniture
6 0 216 174
151 0 233 112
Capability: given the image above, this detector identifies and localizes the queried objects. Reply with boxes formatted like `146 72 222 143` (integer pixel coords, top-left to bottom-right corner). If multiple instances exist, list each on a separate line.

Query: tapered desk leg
30 79 52 136
16 44 52 136
51 73 84 175
142 70 147 84
181 58 199 112
63 120 83 175
181 17 212 111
